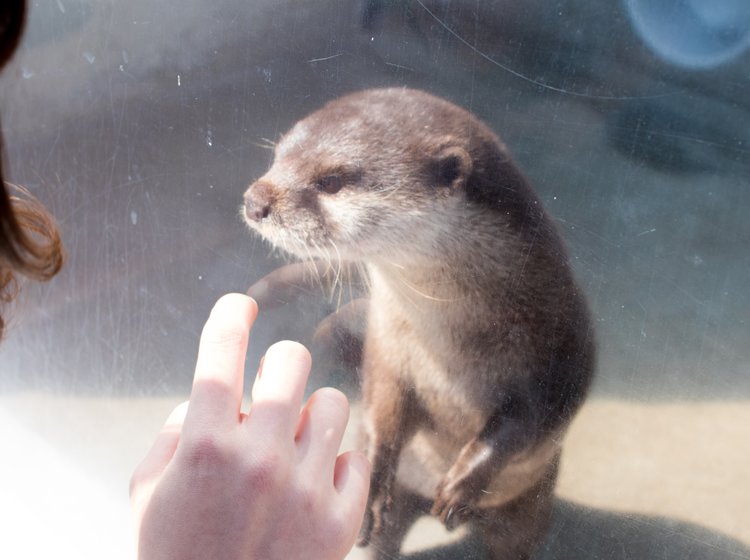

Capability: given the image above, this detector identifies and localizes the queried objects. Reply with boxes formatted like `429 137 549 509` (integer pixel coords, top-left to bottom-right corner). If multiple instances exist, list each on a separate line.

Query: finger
312 298 368 344
247 340 311 440
247 261 369 310
333 451 371 528
129 401 188 500
247 262 314 309
249 354 265 398
186 294 258 431
312 298 367 372
295 388 350 475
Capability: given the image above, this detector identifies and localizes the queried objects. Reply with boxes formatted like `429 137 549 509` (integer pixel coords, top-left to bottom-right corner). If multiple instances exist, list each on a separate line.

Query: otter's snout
244 181 276 222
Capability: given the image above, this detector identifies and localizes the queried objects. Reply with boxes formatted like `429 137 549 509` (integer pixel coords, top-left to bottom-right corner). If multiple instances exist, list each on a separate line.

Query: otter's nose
244 181 275 222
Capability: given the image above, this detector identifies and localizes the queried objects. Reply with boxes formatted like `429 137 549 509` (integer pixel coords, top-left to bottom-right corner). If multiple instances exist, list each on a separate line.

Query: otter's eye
315 174 344 194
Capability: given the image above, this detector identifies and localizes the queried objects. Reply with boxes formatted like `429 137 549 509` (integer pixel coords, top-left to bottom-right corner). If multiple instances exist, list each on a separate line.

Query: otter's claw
431 479 475 530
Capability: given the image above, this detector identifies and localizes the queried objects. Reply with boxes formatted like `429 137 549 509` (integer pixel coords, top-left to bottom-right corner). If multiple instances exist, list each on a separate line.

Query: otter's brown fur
243 88 595 560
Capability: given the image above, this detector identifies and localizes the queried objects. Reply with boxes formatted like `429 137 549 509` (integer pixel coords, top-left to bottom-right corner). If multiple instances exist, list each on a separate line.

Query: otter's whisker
252 137 277 150
301 244 321 290
379 183 404 200
329 239 344 303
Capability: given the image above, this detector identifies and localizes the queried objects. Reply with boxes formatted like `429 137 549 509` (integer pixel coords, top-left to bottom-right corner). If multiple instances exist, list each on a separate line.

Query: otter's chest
365 282 496 422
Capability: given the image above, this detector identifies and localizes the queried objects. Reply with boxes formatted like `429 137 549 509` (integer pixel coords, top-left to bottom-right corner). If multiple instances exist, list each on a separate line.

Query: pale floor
1 394 748 559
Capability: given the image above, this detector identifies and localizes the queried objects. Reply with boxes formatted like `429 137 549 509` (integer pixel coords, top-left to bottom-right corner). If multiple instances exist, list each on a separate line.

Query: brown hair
0 0 64 339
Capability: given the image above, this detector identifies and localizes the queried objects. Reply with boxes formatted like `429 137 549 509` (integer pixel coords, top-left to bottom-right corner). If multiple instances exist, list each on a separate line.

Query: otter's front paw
357 492 392 547
431 476 476 531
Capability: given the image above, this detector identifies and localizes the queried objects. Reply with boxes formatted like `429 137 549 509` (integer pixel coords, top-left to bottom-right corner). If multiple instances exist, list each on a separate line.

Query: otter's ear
431 146 472 190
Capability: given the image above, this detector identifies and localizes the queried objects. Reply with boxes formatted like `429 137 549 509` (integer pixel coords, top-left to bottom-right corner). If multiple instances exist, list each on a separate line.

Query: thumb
129 401 189 507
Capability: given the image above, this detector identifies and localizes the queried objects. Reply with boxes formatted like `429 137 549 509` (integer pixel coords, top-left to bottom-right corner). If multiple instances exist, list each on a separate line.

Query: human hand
130 293 370 560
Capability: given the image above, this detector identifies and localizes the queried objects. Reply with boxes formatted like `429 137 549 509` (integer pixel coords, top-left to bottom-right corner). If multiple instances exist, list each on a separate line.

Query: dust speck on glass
1 1 748 559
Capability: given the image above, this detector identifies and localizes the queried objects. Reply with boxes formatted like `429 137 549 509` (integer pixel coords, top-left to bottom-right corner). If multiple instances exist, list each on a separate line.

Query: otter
242 88 595 560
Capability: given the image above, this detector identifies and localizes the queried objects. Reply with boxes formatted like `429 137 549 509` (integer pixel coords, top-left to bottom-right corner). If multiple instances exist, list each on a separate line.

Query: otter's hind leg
475 453 559 560
360 483 430 560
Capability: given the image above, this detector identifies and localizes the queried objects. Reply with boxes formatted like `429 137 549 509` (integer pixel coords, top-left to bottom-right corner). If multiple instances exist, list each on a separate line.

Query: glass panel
1 1 748 558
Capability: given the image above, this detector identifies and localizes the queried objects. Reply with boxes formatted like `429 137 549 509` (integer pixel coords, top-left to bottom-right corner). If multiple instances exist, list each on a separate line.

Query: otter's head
242 88 504 262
